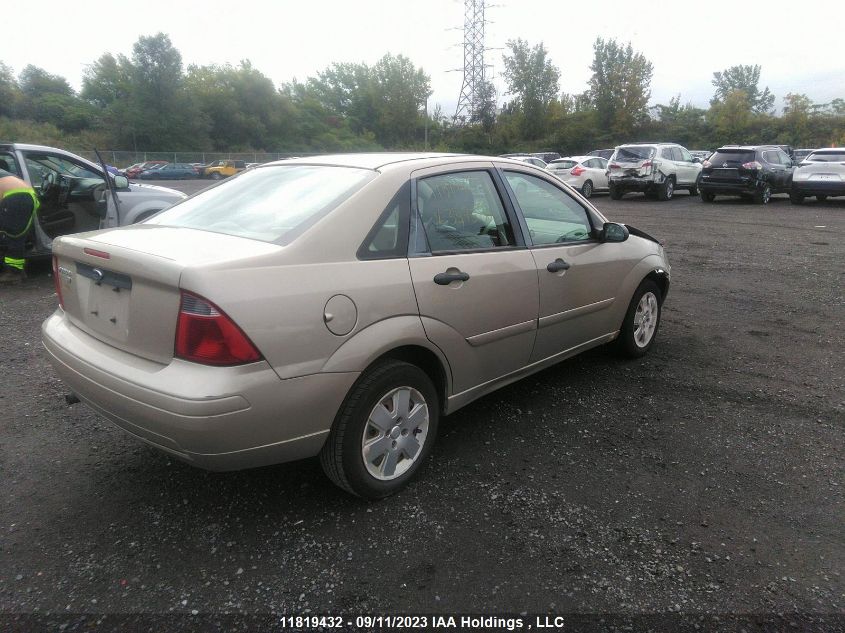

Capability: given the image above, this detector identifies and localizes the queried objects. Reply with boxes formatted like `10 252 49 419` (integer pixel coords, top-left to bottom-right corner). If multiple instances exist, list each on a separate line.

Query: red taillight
570 165 585 176
83 247 110 259
642 160 653 168
742 161 763 170
174 292 262 366
51 255 64 309
609 163 621 170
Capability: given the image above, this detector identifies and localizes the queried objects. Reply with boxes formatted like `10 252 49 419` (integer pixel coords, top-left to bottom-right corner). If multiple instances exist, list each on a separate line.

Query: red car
125 160 168 179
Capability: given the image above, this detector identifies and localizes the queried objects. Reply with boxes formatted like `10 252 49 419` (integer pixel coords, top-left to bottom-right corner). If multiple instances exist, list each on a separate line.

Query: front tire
581 180 593 199
616 280 662 358
211 172 223 180
790 190 805 204
817 195 828 202
320 360 439 499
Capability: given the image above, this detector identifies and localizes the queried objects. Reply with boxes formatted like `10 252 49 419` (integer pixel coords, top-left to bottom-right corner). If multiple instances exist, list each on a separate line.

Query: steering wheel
40 171 56 198
555 228 588 243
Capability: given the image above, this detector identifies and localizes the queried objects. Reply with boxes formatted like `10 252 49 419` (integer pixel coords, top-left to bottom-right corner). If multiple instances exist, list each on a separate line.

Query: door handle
546 258 571 273
434 271 470 285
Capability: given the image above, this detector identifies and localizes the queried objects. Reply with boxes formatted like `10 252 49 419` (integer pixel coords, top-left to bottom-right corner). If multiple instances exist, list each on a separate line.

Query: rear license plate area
76 263 132 340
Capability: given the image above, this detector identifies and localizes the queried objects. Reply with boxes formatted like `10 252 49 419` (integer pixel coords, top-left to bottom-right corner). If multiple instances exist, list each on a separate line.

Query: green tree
127 33 208 149
711 65 774 114
501 39 560 140
0 62 21 118
587 38 653 139
308 54 430 148
708 89 753 144
472 79 497 134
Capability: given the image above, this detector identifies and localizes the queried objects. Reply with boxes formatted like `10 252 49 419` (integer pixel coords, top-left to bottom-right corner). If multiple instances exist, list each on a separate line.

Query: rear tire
320 360 439 499
657 177 675 201
616 280 662 359
753 183 772 205
581 180 593 199
817 195 828 202
609 183 623 200
701 191 715 203
688 179 699 196
211 172 222 180
790 190 805 204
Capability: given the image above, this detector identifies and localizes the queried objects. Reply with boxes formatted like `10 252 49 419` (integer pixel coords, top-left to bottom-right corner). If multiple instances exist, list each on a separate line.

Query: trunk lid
52 226 281 364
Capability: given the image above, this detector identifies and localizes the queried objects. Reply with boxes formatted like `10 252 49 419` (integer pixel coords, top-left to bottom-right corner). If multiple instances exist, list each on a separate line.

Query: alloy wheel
633 292 659 348
361 386 429 481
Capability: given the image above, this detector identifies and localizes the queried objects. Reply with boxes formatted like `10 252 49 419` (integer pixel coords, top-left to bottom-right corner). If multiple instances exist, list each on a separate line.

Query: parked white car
547 156 609 198
790 147 845 203
608 143 703 201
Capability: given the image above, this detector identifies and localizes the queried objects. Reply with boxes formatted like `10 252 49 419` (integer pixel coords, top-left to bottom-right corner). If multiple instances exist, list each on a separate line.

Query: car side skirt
445 331 617 414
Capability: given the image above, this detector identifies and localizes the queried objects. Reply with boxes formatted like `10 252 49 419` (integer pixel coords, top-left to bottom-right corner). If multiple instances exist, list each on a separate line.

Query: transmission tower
453 0 487 124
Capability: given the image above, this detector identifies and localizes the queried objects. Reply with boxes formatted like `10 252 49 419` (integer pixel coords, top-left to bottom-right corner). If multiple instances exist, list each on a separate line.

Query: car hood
127 182 187 199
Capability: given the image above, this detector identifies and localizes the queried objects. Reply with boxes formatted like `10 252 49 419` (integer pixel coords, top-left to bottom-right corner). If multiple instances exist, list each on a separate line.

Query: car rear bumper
792 181 845 196
42 311 358 471
608 176 659 192
699 179 767 195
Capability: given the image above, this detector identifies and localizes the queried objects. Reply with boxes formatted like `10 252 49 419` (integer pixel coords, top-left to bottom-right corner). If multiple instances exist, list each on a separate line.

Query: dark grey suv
699 145 796 204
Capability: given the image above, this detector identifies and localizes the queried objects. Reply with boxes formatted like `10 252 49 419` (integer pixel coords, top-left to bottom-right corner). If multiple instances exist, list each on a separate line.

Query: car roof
551 156 589 163
264 152 501 172
715 145 781 151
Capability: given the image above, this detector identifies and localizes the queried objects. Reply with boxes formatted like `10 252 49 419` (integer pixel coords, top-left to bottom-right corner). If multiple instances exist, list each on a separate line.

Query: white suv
608 143 703 201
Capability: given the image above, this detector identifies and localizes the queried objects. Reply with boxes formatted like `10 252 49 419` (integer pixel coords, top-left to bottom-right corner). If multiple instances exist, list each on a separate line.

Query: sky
2 0 844 115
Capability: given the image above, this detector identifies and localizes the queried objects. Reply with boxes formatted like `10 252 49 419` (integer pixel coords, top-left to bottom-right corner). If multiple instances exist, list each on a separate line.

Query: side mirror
601 222 629 243
692 157 701 164
113 175 129 189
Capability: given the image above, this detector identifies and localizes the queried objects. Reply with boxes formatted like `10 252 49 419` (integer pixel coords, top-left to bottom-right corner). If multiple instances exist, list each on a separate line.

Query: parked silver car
0 143 186 257
42 153 671 498
790 147 845 203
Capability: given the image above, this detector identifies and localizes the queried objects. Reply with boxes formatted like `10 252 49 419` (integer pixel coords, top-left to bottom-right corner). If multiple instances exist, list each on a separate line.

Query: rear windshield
548 160 577 170
807 151 845 162
146 165 375 243
708 150 756 165
615 146 654 161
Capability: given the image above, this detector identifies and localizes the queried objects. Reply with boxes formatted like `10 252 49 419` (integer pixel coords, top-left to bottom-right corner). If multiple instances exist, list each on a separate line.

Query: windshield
146 164 375 243
806 151 845 162
27 154 100 178
615 146 654 161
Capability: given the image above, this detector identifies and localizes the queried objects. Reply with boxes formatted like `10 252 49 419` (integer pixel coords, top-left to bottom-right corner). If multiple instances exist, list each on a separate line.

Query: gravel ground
1 184 843 630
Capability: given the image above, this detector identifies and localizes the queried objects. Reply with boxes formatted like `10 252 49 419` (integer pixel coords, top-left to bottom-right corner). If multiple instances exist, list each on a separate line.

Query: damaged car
608 143 702 201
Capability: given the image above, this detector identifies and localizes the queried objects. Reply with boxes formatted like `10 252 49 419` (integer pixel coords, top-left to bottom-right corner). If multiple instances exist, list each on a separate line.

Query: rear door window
416 171 515 253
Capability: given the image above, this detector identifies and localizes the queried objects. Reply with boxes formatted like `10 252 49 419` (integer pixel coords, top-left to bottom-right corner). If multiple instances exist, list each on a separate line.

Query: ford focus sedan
42 154 670 498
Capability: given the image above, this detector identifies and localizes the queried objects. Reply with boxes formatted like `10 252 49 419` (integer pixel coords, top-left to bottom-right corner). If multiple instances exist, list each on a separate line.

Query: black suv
699 145 796 204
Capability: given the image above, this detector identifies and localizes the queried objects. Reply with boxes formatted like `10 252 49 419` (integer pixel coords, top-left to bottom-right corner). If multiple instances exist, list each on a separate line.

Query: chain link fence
70 150 315 168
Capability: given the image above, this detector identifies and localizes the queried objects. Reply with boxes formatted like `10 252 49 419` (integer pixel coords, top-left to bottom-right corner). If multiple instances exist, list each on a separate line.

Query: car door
677 146 701 185
776 149 795 191
586 158 609 190
19 150 105 238
408 166 539 395
762 149 786 189
500 169 636 362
